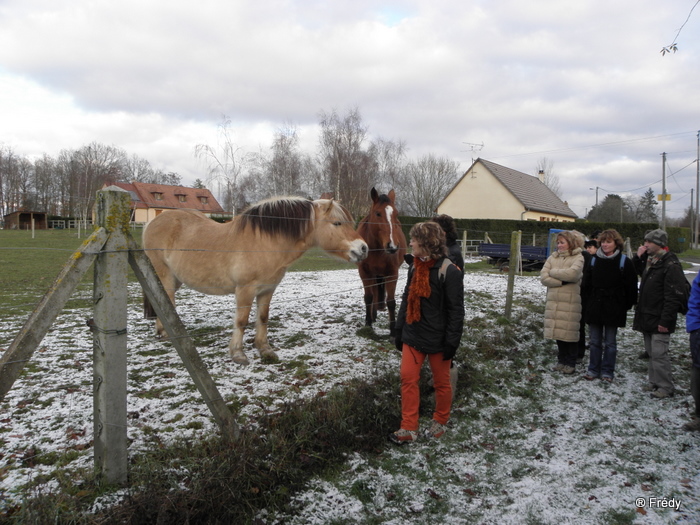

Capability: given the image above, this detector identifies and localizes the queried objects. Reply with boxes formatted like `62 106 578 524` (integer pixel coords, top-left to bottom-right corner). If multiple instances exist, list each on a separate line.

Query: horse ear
370 187 378 202
388 189 396 202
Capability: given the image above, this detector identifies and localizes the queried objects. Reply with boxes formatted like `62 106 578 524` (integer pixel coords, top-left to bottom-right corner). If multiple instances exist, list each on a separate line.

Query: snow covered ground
1 261 699 523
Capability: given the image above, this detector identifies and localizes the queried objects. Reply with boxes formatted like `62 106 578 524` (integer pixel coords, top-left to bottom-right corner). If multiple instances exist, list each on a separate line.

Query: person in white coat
540 230 585 374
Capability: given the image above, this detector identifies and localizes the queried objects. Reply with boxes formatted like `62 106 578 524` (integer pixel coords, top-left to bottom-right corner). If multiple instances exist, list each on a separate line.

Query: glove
443 344 458 361
395 339 404 352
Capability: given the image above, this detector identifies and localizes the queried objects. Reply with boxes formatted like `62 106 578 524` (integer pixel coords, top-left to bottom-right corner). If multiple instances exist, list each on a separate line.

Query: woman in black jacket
390 222 464 445
582 229 638 382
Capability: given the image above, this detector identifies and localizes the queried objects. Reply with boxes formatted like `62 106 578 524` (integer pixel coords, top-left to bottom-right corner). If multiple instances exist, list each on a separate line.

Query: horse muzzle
350 240 369 262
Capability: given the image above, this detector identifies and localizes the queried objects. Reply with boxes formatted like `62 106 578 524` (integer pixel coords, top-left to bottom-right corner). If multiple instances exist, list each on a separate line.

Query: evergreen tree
635 188 660 223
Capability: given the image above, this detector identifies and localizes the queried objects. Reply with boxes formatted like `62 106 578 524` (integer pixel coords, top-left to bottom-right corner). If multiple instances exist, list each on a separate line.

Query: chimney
538 169 545 183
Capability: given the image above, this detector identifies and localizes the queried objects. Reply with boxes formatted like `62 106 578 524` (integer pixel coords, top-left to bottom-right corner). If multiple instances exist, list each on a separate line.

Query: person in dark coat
577 238 599 363
632 229 687 398
390 222 464 445
431 214 464 274
582 229 638 381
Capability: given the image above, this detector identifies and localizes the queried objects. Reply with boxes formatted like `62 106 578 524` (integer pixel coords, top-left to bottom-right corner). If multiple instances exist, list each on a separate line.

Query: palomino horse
143 197 368 365
356 188 407 340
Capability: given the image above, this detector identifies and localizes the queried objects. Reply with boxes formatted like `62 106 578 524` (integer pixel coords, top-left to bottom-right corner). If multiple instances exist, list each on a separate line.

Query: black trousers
556 340 578 367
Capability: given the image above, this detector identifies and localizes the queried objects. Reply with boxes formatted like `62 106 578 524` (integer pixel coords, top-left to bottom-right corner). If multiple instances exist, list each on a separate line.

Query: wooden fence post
92 186 130 484
504 230 521 319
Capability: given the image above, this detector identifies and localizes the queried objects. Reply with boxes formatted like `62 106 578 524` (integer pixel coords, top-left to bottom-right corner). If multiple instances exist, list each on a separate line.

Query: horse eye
333 221 342 226
375 212 381 217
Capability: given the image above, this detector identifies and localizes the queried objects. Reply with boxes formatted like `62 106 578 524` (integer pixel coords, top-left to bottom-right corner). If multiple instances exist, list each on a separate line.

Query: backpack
661 258 691 315
438 257 455 282
677 274 692 315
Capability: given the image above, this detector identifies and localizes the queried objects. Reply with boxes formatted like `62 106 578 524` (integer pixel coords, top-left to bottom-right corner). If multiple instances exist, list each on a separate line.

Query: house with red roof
105 182 228 223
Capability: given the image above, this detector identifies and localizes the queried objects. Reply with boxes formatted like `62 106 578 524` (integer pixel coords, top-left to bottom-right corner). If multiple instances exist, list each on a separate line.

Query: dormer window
152 192 163 201
199 196 208 205
176 193 187 203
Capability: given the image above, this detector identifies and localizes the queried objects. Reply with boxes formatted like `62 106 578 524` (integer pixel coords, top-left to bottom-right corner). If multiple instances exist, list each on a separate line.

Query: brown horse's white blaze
356 187 407 340
143 197 368 365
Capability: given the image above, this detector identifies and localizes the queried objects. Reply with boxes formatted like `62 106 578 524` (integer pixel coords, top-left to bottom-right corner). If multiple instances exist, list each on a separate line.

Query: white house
436 158 577 222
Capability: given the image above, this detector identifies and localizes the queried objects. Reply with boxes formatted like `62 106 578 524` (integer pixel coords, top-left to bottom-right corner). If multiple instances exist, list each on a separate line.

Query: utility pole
661 152 667 230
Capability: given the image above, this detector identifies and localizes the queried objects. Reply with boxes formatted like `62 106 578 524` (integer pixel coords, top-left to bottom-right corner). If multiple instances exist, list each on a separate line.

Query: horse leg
387 299 397 340
377 277 386 311
360 277 378 327
154 278 180 339
363 292 374 327
253 290 279 363
229 286 253 365
386 274 399 341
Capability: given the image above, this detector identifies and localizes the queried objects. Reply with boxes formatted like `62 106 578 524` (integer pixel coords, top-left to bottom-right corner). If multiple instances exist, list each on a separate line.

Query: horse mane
236 197 314 239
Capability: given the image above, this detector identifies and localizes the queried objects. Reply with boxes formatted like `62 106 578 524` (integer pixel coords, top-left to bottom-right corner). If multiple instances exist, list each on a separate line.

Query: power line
492 131 698 160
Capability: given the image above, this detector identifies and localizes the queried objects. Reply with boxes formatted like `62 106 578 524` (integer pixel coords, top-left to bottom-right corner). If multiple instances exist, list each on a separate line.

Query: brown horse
356 187 407 340
143 197 368 365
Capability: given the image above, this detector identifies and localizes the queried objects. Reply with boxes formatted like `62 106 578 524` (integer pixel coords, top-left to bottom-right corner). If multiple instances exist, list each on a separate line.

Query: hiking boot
424 420 447 439
601 376 614 383
389 429 417 445
583 372 598 381
638 351 650 360
642 383 657 392
552 363 565 372
651 389 674 399
683 417 700 432
561 365 576 375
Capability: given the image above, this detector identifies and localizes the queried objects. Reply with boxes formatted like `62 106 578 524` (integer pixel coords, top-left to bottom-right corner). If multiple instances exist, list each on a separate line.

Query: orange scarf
407 257 436 324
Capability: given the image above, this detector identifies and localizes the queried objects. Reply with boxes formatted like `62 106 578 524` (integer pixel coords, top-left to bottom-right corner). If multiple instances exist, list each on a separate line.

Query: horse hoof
260 351 279 364
231 353 250 366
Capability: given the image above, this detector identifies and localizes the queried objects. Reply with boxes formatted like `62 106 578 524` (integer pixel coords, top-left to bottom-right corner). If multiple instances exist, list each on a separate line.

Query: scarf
407 257 436 324
596 247 619 260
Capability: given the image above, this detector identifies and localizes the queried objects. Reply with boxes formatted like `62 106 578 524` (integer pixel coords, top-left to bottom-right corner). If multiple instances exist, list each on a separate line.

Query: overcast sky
1 0 699 218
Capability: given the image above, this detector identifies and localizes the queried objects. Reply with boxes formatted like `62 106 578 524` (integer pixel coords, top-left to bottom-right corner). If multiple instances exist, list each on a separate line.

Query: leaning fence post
92 186 130 485
504 230 521 319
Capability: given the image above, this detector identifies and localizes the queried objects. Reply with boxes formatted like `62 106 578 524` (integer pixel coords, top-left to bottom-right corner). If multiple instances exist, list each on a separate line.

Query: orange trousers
400 344 452 431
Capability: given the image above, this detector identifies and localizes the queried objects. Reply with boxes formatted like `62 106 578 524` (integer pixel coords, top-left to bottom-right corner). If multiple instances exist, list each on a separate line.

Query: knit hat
644 229 668 248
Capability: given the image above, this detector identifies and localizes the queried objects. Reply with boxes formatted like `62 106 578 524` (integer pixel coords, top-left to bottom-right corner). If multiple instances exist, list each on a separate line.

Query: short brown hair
409 222 447 260
597 229 624 251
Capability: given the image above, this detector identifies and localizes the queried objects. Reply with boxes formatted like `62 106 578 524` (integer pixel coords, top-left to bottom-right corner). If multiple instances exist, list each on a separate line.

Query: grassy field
0 228 359 316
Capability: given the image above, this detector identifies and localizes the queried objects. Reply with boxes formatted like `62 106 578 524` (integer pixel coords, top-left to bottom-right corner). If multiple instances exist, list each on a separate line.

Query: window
199 196 208 205
152 192 163 201
177 194 187 203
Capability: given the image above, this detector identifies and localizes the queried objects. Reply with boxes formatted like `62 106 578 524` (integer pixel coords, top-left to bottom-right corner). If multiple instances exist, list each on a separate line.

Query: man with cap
632 229 687 398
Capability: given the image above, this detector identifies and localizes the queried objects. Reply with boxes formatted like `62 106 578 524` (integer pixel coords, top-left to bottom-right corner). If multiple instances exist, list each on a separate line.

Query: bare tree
535 157 562 198
266 122 304 196
368 137 407 191
317 106 374 216
33 154 60 215
72 143 125 220
195 116 251 214
402 154 460 216
122 154 154 182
